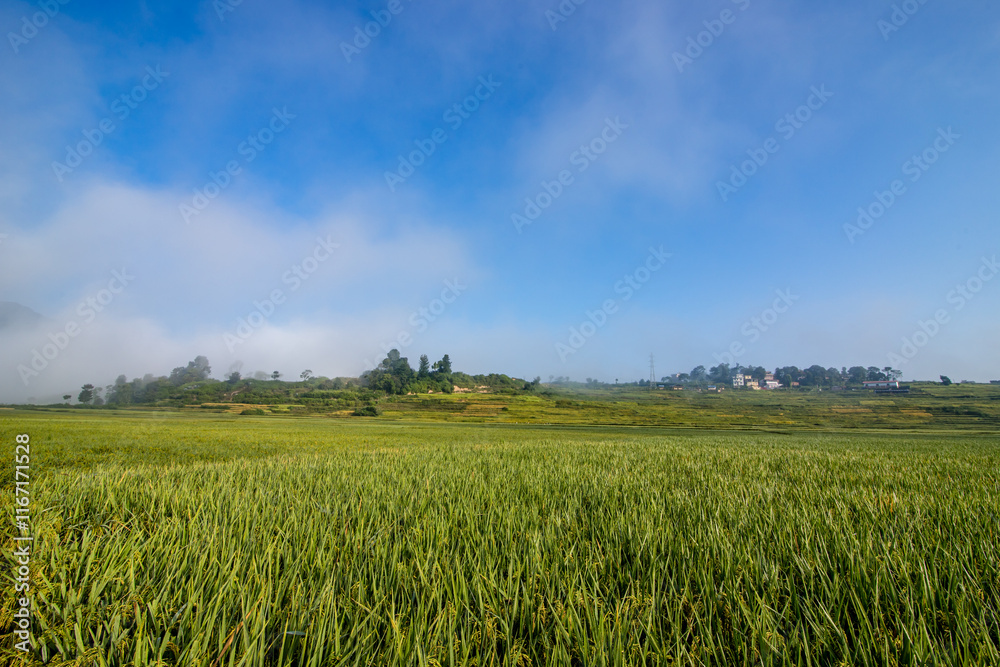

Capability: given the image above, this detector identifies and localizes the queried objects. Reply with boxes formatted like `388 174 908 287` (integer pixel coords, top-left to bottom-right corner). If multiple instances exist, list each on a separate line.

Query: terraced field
375 383 1000 431
1 411 998 665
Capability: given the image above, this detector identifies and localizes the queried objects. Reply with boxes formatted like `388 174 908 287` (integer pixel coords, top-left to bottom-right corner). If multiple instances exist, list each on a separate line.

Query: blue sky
1 0 999 399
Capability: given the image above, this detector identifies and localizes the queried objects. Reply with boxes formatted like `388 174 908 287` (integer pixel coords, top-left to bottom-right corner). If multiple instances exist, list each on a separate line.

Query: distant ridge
0 302 45 331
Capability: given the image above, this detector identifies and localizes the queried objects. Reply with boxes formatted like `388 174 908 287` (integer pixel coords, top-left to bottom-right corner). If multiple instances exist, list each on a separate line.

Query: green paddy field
1 392 998 665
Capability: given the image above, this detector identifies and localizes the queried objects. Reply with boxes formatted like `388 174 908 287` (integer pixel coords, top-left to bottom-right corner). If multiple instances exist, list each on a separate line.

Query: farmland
1 406 999 665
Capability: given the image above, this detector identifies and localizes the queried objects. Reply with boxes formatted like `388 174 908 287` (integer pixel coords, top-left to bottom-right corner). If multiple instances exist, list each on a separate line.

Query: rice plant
2 413 998 665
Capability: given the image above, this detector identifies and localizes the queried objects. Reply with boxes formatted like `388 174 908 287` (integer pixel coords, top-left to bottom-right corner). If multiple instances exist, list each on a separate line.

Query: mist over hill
0 302 45 331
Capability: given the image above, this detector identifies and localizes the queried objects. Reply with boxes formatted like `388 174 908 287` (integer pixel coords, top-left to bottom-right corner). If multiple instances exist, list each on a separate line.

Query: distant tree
107 375 134 405
300 370 313 381
804 365 828 387
885 367 902 382
364 349 417 394
433 354 453 374
62 394 72 403
170 356 213 385
940 375 953 386
709 364 731 384
78 384 95 404
847 366 867 385
866 366 888 382
418 355 430 377
690 365 707 383
271 371 282 381
774 366 801 387
227 371 241 384
193 356 211 379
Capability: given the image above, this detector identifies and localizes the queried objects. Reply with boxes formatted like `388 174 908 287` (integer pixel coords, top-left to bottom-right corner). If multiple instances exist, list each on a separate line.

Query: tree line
667 363 903 388
64 355 927 407
362 349 539 395
69 351 539 406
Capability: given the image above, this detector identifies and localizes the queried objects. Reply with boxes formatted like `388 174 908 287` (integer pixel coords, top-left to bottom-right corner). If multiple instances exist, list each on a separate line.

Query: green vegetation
363 351 539 396
1 411 998 665
50 351 539 410
663 363 902 389
20 347 1000 432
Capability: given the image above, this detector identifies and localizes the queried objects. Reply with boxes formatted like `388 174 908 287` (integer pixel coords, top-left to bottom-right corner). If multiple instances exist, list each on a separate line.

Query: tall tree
418 355 430 377
709 363 731 384
434 354 452 374
192 356 212 379
78 384 95 404
804 365 828 386
847 366 867 384
866 366 888 381
107 376 134 405
170 356 213 385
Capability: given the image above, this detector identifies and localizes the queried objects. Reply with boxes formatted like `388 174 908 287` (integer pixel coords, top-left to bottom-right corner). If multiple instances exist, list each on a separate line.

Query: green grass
378 382 1000 431
1 412 999 665
16 380 1000 432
